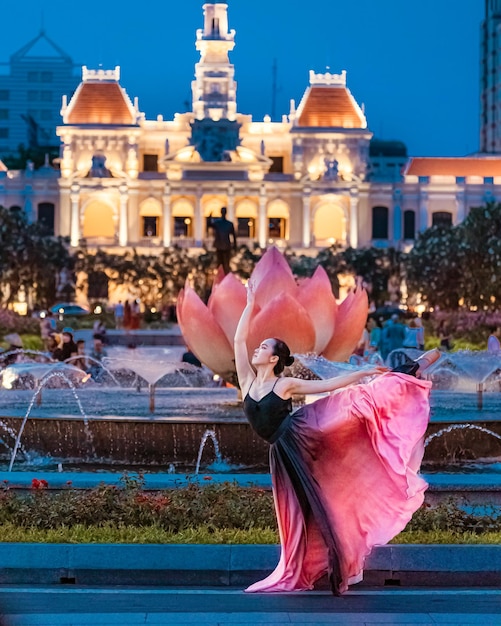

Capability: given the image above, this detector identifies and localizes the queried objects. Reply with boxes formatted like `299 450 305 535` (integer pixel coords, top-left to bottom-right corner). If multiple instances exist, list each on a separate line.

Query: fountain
194 429 224 474
103 347 200 413
0 346 498 477
424 350 501 409
8 370 95 471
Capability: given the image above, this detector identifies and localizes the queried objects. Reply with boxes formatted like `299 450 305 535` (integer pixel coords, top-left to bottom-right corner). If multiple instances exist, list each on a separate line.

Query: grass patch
392 530 501 544
0 523 498 545
0 522 279 544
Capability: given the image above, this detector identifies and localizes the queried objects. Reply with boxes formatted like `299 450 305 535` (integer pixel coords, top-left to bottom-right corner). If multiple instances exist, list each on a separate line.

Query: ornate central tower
190 3 241 161
192 3 237 122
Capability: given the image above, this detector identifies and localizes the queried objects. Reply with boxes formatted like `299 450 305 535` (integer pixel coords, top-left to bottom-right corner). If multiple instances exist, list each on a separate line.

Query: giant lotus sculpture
176 247 368 382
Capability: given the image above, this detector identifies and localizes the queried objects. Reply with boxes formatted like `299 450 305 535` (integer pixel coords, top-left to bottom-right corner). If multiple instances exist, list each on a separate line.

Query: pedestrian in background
209 207 237 274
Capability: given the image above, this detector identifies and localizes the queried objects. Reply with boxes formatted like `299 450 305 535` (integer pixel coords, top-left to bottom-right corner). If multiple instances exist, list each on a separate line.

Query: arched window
267 199 289 240
403 210 415 240
172 199 194 238
372 206 389 239
312 202 346 247
139 198 161 238
83 200 114 238
38 202 55 235
432 211 453 228
235 200 257 238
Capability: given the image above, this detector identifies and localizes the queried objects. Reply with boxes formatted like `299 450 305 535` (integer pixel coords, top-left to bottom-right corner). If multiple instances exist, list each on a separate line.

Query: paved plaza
0 586 500 626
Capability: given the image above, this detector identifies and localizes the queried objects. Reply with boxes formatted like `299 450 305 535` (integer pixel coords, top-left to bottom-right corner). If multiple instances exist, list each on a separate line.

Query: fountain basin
0 388 500 471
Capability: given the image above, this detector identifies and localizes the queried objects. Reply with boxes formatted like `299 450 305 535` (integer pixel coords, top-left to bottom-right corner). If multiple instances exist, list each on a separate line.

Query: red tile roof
66 83 136 125
406 157 501 177
296 86 366 128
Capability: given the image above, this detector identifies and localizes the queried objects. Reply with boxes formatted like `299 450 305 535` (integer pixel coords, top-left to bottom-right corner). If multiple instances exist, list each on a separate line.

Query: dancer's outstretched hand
246 278 257 305
362 365 389 377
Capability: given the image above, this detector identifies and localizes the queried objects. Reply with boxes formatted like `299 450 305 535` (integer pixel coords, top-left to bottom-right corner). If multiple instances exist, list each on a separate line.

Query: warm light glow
94 305 103 314
12 302 27 316
237 147 257 162
2 369 16 389
248 167 264 181
177 148 195 162
151 307 157 313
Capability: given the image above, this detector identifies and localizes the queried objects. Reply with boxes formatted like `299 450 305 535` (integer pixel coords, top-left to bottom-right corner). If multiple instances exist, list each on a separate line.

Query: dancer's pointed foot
416 348 441 375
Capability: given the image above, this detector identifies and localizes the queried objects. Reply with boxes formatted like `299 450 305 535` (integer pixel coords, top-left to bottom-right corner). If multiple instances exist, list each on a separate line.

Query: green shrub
0 478 498 542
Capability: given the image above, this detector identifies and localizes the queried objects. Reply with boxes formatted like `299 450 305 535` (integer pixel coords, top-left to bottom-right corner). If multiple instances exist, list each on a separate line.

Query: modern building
0 2 499 259
0 30 79 155
480 0 501 153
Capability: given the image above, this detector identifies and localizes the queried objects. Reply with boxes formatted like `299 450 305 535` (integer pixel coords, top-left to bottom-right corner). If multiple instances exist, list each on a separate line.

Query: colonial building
0 2 499 257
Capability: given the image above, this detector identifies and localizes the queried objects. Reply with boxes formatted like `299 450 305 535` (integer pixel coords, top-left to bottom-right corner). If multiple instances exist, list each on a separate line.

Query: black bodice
243 388 293 443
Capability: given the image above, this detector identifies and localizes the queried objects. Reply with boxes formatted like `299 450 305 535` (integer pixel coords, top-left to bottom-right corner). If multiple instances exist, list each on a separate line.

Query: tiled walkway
0 587 500 626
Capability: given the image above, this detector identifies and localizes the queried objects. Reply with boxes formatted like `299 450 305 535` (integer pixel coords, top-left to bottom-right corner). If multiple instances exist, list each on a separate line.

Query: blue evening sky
0 0 484 157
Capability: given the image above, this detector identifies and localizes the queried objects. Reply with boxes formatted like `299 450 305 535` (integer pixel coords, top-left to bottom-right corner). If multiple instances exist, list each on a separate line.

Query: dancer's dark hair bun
272 338 293 375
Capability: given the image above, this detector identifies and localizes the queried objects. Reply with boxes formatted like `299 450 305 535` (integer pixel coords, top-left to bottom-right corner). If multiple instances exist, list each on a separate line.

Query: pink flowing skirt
245 372 432 594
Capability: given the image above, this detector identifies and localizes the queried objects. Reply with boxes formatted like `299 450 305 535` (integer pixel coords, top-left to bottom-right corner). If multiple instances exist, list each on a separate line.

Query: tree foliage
74 246 217 305
405 202 501 311
0 205 71 307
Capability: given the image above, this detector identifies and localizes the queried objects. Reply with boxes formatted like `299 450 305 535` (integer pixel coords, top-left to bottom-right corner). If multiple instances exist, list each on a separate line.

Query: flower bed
0 476 499 543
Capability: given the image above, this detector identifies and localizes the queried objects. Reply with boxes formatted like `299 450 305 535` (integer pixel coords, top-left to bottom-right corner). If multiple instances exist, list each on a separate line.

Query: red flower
31 478 49 490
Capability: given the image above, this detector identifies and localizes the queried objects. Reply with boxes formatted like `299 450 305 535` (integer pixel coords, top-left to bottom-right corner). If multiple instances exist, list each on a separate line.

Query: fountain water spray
425 423 501 446
64 355 121 387
8 371 95 471
194 429 222 475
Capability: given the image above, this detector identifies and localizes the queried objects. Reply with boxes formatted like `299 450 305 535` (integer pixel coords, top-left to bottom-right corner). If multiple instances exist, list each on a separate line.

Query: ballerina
234 280 439 595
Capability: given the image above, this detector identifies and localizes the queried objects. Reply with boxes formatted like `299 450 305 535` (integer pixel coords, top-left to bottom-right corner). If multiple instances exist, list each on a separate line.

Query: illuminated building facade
0 2 499 256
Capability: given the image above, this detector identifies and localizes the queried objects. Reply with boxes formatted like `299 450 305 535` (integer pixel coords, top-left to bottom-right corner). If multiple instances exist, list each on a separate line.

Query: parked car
50 303 90 317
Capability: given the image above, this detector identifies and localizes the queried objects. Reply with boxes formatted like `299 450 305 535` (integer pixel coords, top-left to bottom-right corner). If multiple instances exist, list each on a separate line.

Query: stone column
349 190 359 248
258 184 267 248
227 183 235 223
456 186 466 224
392 188 402 244
118 184 128 247
302 188 311 247
58 185 71 237
419 190 429 231
194 187 203 245
128 187 139 244
24 191 33 224
163 184 172 247
70 183 80 247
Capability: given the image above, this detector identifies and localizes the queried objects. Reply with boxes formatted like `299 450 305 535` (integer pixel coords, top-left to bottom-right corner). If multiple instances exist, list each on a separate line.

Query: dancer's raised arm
277 365 387 399
234 280 257 395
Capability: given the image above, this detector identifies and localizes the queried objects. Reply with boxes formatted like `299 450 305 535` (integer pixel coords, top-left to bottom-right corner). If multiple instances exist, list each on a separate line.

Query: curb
0 544 499 588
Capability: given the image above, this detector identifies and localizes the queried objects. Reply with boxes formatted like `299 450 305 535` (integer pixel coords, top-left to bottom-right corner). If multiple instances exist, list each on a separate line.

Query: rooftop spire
192 3 237 121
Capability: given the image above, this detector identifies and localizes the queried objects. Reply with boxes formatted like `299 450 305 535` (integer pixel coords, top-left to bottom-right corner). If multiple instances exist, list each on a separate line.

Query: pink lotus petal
249 292 316 355
251 247 297 308
208 273 247 345
212 266 226 288
297 265 338 354
176 285 235 377
322 287 369 362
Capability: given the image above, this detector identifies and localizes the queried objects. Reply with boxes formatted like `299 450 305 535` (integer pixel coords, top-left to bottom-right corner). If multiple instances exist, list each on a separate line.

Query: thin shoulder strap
271 378 280 391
